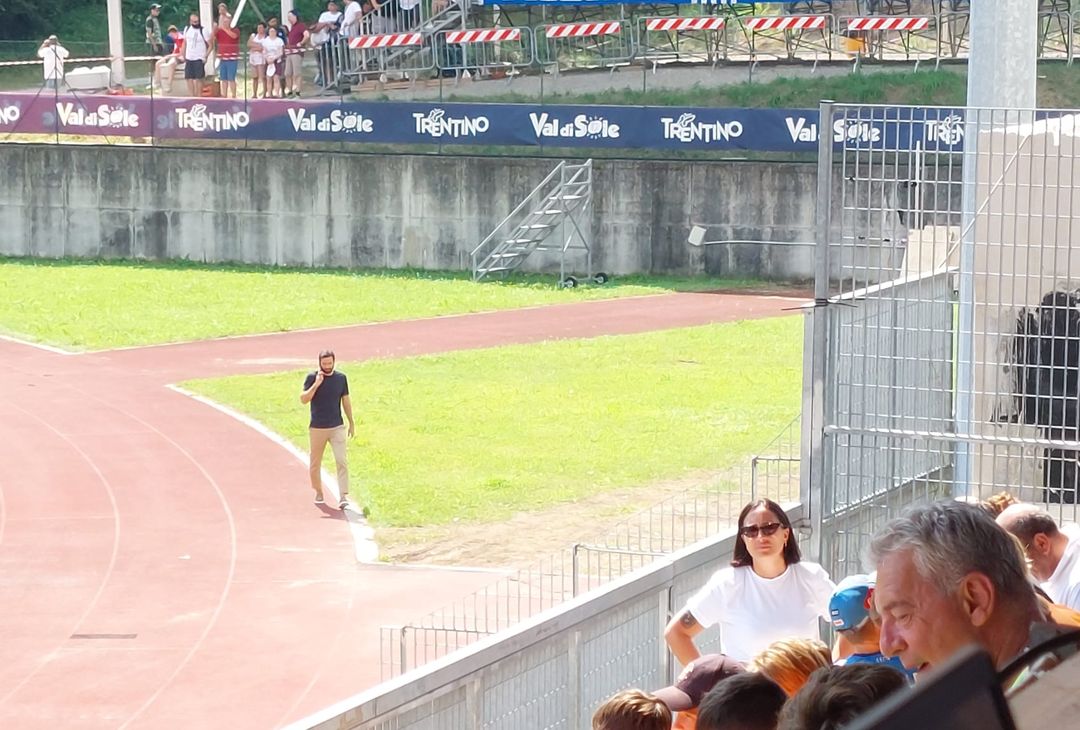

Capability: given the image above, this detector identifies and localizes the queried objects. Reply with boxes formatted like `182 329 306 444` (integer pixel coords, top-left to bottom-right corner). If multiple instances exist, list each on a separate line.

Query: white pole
280 0 295 23
954 0 1038 497
232 0 249 27
201 0 215 78
106 0 126 84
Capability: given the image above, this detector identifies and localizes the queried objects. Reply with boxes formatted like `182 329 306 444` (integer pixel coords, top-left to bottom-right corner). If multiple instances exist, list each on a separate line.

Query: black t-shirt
303 370 349 428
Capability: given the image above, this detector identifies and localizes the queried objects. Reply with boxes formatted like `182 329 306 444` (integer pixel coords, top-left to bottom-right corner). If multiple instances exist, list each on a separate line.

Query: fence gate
803 102 1080 582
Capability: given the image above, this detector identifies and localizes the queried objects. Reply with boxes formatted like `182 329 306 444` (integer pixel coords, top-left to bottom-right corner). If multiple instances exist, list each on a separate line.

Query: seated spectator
829 574 915 680
695 673 787 730
591 689 670 730
776 664 908 730
868 500 1076 680
652 653 744 730
997 504 1080 610
153 26 184 94
746 638 831 697
665 499 835 666
982 490 1020 518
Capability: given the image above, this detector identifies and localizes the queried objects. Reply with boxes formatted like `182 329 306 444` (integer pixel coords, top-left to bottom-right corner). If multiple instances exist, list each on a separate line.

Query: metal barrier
840 15 938 69
289 506 809 730
435 26 535 81
537 20 636 73
378 411 801 678
728 13 835 65
1038 9 1074 60
636 16 727 68
803 101 1080 587
342 32 435 84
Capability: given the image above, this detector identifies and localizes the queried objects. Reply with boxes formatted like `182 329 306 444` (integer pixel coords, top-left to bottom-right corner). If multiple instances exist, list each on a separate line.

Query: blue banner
0 93 973 153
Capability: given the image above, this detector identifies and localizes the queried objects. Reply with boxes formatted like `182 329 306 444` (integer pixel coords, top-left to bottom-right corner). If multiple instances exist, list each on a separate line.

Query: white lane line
166 385 380 564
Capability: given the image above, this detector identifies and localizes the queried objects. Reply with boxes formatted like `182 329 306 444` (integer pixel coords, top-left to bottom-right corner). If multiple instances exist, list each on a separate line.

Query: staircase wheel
593 272 609 285
561 276 578 289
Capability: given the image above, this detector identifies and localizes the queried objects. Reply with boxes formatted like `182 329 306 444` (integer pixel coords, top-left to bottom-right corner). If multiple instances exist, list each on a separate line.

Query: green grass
0 257 772 350
186 316 802 527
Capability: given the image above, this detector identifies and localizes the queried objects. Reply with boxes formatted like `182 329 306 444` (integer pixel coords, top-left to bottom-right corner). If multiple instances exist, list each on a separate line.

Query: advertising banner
0 92 972 154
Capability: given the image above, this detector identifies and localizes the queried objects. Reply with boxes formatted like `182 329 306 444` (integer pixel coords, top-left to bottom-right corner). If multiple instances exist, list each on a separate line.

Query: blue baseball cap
829 573 875 631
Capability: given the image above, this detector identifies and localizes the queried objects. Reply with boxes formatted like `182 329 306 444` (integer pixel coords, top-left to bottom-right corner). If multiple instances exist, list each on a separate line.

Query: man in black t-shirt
300 349 355 509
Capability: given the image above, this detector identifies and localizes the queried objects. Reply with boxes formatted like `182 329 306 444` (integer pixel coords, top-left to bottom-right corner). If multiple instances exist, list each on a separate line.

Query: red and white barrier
446 28 523 44
545 22 622 39
848 17 931 32
644 17 726 33
746 15 828 32
348 32 423 49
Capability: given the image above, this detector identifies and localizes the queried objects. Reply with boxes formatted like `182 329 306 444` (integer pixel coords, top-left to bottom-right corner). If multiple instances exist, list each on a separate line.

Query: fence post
802 99 835 565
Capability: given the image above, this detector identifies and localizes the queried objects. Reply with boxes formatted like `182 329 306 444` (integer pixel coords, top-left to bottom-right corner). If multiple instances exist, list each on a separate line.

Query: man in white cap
830 573 915 680
37 36 69 90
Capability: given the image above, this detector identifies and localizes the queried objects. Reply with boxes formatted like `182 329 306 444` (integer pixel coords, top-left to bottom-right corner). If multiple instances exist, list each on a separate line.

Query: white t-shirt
37 44 69 80
342 1 364 37
311 10 343 46
685 561 835 664
1044 532 1080 610
183 25 211 61
260 35 285 63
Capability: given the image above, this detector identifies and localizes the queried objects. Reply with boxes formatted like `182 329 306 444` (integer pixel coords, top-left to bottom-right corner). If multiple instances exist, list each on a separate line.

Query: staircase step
522 223 556 229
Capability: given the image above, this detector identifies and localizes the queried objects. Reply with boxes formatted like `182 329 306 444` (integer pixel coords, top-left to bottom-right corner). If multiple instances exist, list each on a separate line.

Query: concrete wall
2 145 876 281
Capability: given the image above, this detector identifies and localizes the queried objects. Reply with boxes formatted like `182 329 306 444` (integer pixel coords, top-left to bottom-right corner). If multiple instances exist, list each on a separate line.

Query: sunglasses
739 522 783 539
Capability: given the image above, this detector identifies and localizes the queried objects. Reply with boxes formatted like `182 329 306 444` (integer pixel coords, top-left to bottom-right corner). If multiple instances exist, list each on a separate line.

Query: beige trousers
309 426 348 497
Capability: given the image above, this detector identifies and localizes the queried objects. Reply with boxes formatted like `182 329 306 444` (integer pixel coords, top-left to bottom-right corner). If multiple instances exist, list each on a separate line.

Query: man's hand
347 422 355 438
314 371 324 387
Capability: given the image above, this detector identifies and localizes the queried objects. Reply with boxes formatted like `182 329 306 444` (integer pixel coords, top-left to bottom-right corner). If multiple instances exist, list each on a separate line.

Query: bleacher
319 0 1076 90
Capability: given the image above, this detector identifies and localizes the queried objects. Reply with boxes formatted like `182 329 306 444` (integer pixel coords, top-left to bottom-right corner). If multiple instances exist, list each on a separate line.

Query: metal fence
290 506 809 730
803 101 1080 581
380 413 801 679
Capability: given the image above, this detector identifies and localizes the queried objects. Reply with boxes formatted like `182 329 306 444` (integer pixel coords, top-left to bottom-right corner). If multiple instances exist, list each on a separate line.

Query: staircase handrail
470 160 566 262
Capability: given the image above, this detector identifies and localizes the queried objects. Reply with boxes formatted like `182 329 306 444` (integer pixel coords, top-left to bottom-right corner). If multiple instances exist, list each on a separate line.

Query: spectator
247 22 267 99
746 638 831 697
284 10 310 98
998 504 1080 610
982 491 1021 518
652 653 744 730
398 0 421 31
153 26 184 94
212 3 241 98
341 0 364 38
145 3 165 86
868 500 1072 678
182 12 212 97
261 26 285 98
665 499 835 665
266 16 288 79
365 0 392 35
37 36 69 91
591 689 670 730
776 664 907 730
310 0 343 87
829 574 915 679
695 673 787 730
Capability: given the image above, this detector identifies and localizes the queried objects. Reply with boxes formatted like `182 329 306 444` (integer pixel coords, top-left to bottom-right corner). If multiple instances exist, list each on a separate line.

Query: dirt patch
376 469 799 569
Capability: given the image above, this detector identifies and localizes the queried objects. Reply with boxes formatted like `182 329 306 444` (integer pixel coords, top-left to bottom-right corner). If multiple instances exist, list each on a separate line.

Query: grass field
0 257 769 350
186 315 803 528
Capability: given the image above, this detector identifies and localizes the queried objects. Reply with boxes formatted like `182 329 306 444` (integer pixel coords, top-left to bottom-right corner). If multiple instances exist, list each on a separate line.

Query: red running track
0 291 804 728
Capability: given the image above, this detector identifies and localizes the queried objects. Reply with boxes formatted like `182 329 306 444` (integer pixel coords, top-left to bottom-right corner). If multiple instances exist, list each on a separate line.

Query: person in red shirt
212 3 241 98
153 26 185 95
284 10 310 98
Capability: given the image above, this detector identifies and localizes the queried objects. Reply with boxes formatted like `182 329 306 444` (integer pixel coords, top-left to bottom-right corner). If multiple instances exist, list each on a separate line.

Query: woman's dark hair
289 9 301 21
731 498 801 568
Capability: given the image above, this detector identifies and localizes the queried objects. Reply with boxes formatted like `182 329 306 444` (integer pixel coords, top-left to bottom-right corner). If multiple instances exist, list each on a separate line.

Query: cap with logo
652 654 744 712
150 3 162 8
829 573 876 631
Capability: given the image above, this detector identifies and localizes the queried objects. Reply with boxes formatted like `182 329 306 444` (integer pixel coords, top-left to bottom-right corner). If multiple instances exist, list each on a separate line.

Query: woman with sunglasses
665 498 835 666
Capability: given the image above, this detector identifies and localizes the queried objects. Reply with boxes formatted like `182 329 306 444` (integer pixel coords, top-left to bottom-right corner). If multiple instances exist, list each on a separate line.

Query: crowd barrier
0 91 981 153
2 6 1076 93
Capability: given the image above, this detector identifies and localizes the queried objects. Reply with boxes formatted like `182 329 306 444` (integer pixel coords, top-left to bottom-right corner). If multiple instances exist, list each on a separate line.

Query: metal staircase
471 160 594 284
